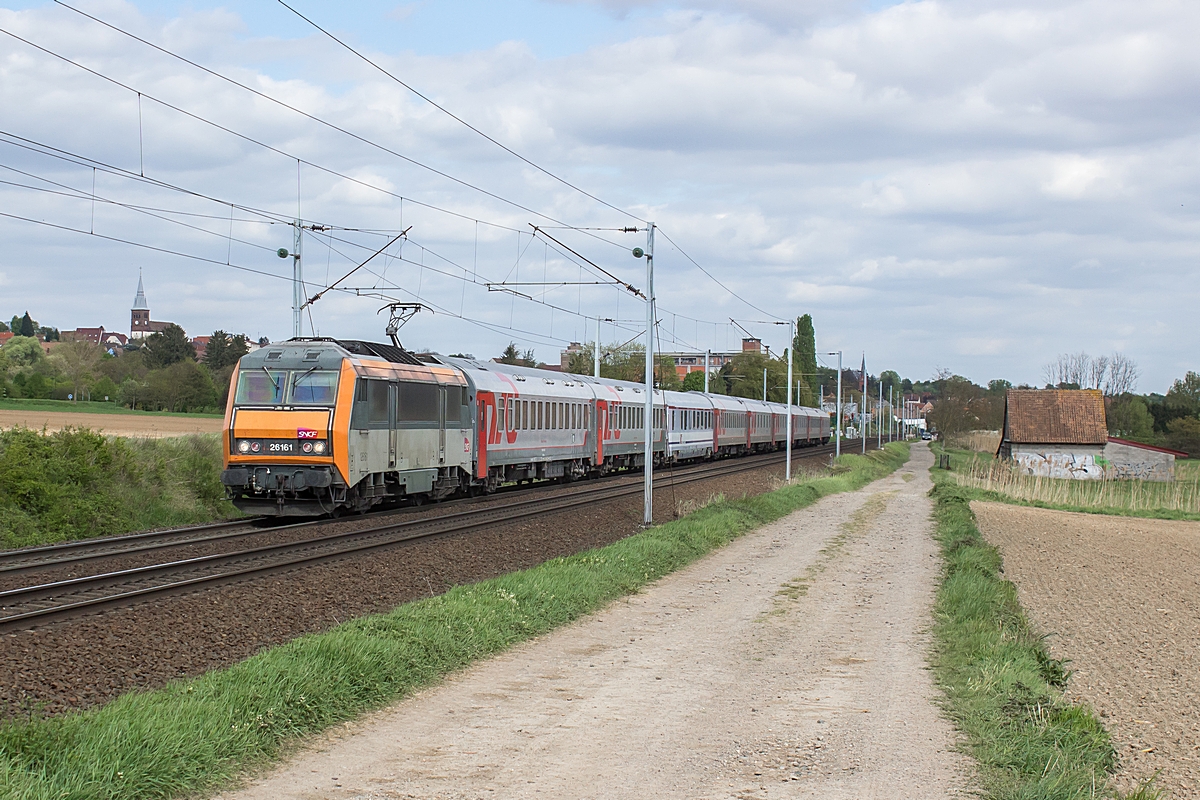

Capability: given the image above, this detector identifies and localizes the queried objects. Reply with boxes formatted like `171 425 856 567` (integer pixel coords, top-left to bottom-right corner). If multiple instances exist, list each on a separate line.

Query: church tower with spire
131 272 151 339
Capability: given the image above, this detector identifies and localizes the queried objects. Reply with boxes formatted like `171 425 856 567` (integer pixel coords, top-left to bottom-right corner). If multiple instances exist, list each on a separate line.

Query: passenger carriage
664 390 716 461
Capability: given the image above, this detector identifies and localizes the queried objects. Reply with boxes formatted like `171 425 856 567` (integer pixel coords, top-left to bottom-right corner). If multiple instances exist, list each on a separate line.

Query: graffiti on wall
1013 451 1105 480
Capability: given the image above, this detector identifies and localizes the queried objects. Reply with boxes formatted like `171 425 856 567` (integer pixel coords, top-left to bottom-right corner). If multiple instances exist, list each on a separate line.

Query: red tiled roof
1003 389 1108 444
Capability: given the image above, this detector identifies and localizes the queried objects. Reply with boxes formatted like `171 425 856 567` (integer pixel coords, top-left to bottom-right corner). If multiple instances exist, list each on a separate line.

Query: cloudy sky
0 0 1196 391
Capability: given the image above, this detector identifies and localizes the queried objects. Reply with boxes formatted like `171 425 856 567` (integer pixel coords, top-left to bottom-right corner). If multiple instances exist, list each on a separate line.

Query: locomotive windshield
235 369 285 405
289 370 339 404
233 369 339 406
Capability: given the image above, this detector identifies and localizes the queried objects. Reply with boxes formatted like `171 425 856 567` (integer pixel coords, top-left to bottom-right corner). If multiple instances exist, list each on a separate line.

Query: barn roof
1002 389 1108 445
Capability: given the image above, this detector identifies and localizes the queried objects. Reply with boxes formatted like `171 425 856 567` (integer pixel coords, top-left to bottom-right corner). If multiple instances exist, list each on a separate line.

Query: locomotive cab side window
399 382 440 425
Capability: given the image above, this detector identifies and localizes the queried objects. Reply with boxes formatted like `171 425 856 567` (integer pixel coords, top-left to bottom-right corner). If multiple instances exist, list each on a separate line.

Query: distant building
130 273 175 340
0 331 12 348
657 339 761 381
62 327 129 348
192 335 211 362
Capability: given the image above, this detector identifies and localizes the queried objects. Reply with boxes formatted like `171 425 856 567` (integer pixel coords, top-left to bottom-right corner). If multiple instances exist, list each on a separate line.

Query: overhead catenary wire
32 5 639 253
0 22 773 355
273 0 646 225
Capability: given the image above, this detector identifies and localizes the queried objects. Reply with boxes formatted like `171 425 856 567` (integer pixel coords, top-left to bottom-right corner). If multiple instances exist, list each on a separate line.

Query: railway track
0 442 859 633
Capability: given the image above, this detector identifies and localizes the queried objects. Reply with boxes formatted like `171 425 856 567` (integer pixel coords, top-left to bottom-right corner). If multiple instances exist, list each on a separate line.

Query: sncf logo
297 428 320 439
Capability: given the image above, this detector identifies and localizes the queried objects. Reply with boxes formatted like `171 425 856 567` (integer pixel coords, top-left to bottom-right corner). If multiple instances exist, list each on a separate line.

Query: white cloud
0 0 1197 390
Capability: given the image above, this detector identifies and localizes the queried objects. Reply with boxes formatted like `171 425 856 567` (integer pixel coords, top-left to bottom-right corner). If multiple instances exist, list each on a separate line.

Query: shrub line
0 443 908 800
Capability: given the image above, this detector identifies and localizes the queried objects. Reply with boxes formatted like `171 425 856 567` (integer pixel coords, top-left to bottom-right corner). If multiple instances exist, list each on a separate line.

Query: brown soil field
972 501 1200 799
0 409 223 437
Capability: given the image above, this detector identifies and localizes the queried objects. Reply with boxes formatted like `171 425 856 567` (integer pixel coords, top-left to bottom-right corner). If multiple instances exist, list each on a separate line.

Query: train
219 337 831 516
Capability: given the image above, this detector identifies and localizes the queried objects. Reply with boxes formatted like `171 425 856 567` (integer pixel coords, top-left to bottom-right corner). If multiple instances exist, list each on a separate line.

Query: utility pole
763 367 767 401
828 351 842 458
704 350 710 393
782 319 795 481
878 379 883 450
291 220 303 338
594 316 601 378
643 223 655 526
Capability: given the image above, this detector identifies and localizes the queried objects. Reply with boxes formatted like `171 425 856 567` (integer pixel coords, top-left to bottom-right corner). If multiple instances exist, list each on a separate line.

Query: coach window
537 401 543 430
506 398 514 431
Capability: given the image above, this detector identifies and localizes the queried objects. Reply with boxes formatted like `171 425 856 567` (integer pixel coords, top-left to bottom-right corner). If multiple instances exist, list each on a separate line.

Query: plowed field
973 502 1200 798
0 409 223 437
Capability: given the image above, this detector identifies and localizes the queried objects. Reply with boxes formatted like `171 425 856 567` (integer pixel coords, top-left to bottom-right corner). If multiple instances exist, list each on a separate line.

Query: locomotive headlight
302 441 314 454
313 441 327 454
237 440 251 454
249 441 261 453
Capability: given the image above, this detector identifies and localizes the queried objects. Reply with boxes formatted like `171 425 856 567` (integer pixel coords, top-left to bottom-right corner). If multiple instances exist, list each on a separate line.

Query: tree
37 326 59 342
50 340 102 401
927 376 986 435
495 343 540 368
724 351 789 402
144 361 216 412
142 324 195 368
0 338 44 376
1106 394 1155 441
682 370 706 392
1166 417 1200 457
792 314 818 407
0 319 8 333
1166 371 1200 416
18 312 35 337
1043 351 1138 396
204 330 251 370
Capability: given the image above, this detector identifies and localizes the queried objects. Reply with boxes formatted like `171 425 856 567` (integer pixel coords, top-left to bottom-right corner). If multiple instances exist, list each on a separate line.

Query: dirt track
0 409 223 437
973 502 1200 799
217 444 968 800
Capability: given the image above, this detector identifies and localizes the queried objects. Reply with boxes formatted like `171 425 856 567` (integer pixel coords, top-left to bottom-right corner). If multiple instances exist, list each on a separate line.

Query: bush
0 428 239 549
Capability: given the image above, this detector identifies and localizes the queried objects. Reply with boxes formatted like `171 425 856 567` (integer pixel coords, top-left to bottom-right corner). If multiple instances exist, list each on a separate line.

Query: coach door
388 383 398 469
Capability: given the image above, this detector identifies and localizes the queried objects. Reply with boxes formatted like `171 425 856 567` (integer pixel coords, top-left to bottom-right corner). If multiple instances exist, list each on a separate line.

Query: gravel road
218 443 967 800
973 502 1200 799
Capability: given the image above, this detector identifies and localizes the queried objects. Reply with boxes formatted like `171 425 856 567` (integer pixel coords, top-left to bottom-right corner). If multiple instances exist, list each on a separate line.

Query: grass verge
0 442 909 800
927 463 1158 799
937 443 1200 522
0 428 240 549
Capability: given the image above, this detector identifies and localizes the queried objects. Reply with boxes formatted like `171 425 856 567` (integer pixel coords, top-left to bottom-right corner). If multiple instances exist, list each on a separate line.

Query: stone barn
998 389 1109 479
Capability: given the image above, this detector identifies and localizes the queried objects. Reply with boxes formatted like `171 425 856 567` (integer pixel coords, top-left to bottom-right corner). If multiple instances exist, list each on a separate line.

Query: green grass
0 397 223 418
937 444 1200 522
0 428 240 549
0 442 909 800
927 465 1159 800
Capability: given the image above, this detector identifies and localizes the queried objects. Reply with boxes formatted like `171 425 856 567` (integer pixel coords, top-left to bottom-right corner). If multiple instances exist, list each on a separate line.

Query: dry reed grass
953 454 1200 515
943 430 1001 453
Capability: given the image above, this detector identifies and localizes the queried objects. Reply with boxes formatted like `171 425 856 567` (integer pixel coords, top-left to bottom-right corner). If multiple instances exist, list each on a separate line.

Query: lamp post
632 224 655 526
828 351 842 458
773 319 796 482
594 316 601 378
